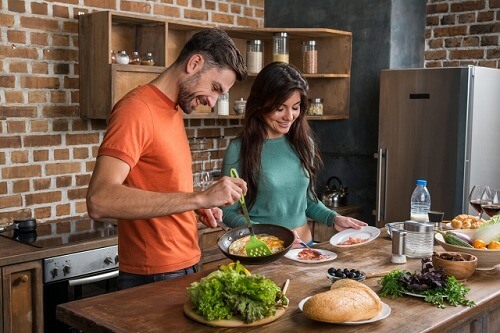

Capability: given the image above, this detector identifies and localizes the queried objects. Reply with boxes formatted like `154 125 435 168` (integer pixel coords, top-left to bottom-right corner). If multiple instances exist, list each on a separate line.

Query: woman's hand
333 215 367 232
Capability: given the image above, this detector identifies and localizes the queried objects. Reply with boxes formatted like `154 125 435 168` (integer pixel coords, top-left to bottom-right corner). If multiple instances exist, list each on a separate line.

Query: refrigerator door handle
375 148 387 225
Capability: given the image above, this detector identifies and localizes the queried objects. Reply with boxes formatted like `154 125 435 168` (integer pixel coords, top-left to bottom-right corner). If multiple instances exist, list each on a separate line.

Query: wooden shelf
79 11 352 121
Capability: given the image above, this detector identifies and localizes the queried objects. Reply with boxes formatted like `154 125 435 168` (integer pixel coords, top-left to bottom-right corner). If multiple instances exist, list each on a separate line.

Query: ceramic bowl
326 267 366 283
435 233 500 270
432 251 477 281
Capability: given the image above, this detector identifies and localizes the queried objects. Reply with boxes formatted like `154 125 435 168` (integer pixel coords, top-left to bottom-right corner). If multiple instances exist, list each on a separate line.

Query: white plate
403 291 447 299
298 296 391 324
284 248 337 263
329 226 381 247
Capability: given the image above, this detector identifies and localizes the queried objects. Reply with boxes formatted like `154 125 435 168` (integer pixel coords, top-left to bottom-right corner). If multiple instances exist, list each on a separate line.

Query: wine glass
481 188 500 218
198 171 211 191
469 185 490 219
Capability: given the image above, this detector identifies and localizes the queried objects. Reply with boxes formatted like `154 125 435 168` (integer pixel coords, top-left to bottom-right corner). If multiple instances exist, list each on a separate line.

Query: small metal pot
218 224 295 265
0 218 37 233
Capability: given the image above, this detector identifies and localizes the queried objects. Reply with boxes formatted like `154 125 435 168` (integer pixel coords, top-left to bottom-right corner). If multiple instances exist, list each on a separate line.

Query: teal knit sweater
221 136 338 229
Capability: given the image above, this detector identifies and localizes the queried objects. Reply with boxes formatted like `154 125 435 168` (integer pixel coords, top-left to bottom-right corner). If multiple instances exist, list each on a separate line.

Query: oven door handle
68 270 118 287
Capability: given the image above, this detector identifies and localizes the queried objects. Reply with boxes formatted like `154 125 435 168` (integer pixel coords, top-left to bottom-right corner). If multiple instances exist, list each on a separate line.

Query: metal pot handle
326 176 343 189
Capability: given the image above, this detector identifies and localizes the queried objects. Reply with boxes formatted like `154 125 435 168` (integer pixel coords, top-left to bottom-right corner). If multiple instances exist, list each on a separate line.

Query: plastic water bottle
410 179 431 222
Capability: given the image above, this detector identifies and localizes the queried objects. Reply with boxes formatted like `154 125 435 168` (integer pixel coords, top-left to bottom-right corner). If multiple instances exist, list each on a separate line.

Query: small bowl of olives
327 267 366 283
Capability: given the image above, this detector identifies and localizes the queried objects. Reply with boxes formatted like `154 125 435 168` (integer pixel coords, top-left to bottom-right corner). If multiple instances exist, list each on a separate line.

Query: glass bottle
130 51 142 65
116 50 130 65
110 49 116 64
302 40 317 74
141 52 155 66
246 40 263 74
273 32 289 63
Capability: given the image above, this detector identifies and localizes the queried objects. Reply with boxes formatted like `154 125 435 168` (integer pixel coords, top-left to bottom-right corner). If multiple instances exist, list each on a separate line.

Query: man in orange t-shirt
86 29 248 289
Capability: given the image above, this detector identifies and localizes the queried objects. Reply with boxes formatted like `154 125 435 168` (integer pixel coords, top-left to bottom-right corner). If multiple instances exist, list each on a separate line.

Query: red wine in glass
481 204 500 217
469 199 482 214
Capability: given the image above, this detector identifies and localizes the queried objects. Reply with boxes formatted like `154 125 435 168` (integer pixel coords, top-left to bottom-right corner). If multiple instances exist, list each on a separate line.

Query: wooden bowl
435 233 500 270
432 252 477 281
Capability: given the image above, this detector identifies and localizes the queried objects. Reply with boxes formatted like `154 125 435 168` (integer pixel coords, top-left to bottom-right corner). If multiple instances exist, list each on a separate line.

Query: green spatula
230 168 273 257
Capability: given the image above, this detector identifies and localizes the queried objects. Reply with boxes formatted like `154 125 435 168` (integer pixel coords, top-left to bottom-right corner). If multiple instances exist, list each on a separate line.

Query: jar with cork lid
273 32 289 63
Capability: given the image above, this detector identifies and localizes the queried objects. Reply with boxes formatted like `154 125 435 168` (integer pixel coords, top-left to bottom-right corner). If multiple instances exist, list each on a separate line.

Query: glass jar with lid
273 32 289 63
307 98 323 116
302 40 318 74
130 51 142 65
141 52 155 66
116 50 130 65
246 40 263 74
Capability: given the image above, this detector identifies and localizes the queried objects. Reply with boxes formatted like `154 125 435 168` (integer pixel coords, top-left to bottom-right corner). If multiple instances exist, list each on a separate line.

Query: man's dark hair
174 28 247 81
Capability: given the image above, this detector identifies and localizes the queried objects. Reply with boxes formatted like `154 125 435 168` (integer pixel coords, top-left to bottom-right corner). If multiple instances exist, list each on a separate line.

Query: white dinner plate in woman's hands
329 226 380 247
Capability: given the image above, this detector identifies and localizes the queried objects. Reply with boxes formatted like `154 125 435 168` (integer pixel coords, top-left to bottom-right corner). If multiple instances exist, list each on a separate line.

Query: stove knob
63 265 71 276
51 267 59 278
114 255 119 264
104 256 113 265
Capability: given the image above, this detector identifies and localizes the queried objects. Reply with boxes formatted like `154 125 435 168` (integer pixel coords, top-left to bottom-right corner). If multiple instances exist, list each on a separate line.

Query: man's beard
178 70 203 114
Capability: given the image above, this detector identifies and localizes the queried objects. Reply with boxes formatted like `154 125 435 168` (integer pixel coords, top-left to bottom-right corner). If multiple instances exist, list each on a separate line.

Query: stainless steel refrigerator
375 66 500 227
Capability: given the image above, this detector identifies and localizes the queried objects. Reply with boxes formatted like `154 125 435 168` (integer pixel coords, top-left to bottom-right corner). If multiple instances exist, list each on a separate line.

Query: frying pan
0 218 37 233
218 224 295 265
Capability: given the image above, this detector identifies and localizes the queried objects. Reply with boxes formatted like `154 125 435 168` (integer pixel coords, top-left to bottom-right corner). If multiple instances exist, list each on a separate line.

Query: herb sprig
379 258 475 308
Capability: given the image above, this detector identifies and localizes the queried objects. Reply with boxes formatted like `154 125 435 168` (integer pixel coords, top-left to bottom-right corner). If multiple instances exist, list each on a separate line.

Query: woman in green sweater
221 62 366 246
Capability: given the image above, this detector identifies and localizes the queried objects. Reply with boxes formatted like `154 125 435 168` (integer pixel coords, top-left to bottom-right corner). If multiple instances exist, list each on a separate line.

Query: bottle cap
416 179 427 186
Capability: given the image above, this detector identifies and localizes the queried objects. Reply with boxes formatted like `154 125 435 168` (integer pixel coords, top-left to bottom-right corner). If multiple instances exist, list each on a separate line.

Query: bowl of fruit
435 216 500 270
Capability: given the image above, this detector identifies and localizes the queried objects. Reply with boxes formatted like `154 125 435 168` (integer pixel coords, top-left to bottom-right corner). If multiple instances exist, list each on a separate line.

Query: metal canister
403 221 434 258
391 229 407 264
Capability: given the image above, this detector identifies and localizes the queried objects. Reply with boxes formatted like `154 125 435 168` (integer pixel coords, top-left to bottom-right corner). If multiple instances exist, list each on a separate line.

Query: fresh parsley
379 258 475 308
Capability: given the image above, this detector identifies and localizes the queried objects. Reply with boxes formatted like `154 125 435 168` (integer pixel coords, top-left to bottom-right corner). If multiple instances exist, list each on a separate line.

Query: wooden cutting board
183 301 286 327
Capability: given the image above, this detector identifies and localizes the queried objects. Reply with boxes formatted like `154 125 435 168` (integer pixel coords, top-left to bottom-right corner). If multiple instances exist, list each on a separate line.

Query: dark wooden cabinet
1 261 43 333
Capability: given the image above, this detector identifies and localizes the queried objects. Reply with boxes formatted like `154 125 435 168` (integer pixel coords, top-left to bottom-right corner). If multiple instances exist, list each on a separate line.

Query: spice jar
273 32 289 63
130 51 142 65
110 49 116 64
141 52 155 66
217 92 229 116
307 98 323 116
403 221 434 258
302 40 317 74
246 40 263 74
116 50 130 65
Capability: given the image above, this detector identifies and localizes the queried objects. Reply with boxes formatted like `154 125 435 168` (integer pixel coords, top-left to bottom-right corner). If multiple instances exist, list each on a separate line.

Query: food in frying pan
229 234 284 256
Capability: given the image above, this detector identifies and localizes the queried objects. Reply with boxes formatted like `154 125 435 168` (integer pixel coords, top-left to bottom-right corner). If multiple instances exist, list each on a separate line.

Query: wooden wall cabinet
79 11 352 121
1 261 43 333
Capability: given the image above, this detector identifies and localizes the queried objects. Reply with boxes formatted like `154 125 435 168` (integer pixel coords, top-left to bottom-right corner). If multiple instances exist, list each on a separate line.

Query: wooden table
56 231 500 333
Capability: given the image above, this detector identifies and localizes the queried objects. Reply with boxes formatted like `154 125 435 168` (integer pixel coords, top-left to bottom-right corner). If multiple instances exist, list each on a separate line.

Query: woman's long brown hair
238 62 323 208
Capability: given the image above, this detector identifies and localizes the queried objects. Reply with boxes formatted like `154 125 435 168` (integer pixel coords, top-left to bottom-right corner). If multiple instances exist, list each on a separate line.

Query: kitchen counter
56 231 500 333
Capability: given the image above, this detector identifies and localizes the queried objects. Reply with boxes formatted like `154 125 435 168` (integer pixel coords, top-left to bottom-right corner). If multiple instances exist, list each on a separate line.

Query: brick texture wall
1 0 499 223
426 0 500 68
0 0 262 223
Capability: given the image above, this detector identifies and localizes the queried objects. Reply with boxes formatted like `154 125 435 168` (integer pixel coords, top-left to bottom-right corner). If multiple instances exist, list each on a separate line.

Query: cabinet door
1 261 43 333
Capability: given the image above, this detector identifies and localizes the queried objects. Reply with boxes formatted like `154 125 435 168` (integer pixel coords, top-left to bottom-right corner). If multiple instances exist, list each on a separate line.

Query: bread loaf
302 279 382 323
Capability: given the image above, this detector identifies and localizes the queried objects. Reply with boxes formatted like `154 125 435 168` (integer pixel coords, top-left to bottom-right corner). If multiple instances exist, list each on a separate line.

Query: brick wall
0 0 262 223
426 0 500 68
1 0 499 223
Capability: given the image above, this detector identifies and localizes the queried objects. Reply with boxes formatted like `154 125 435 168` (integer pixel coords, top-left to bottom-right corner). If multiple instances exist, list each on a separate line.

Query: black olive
347 272 356 278
327 268 336 275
